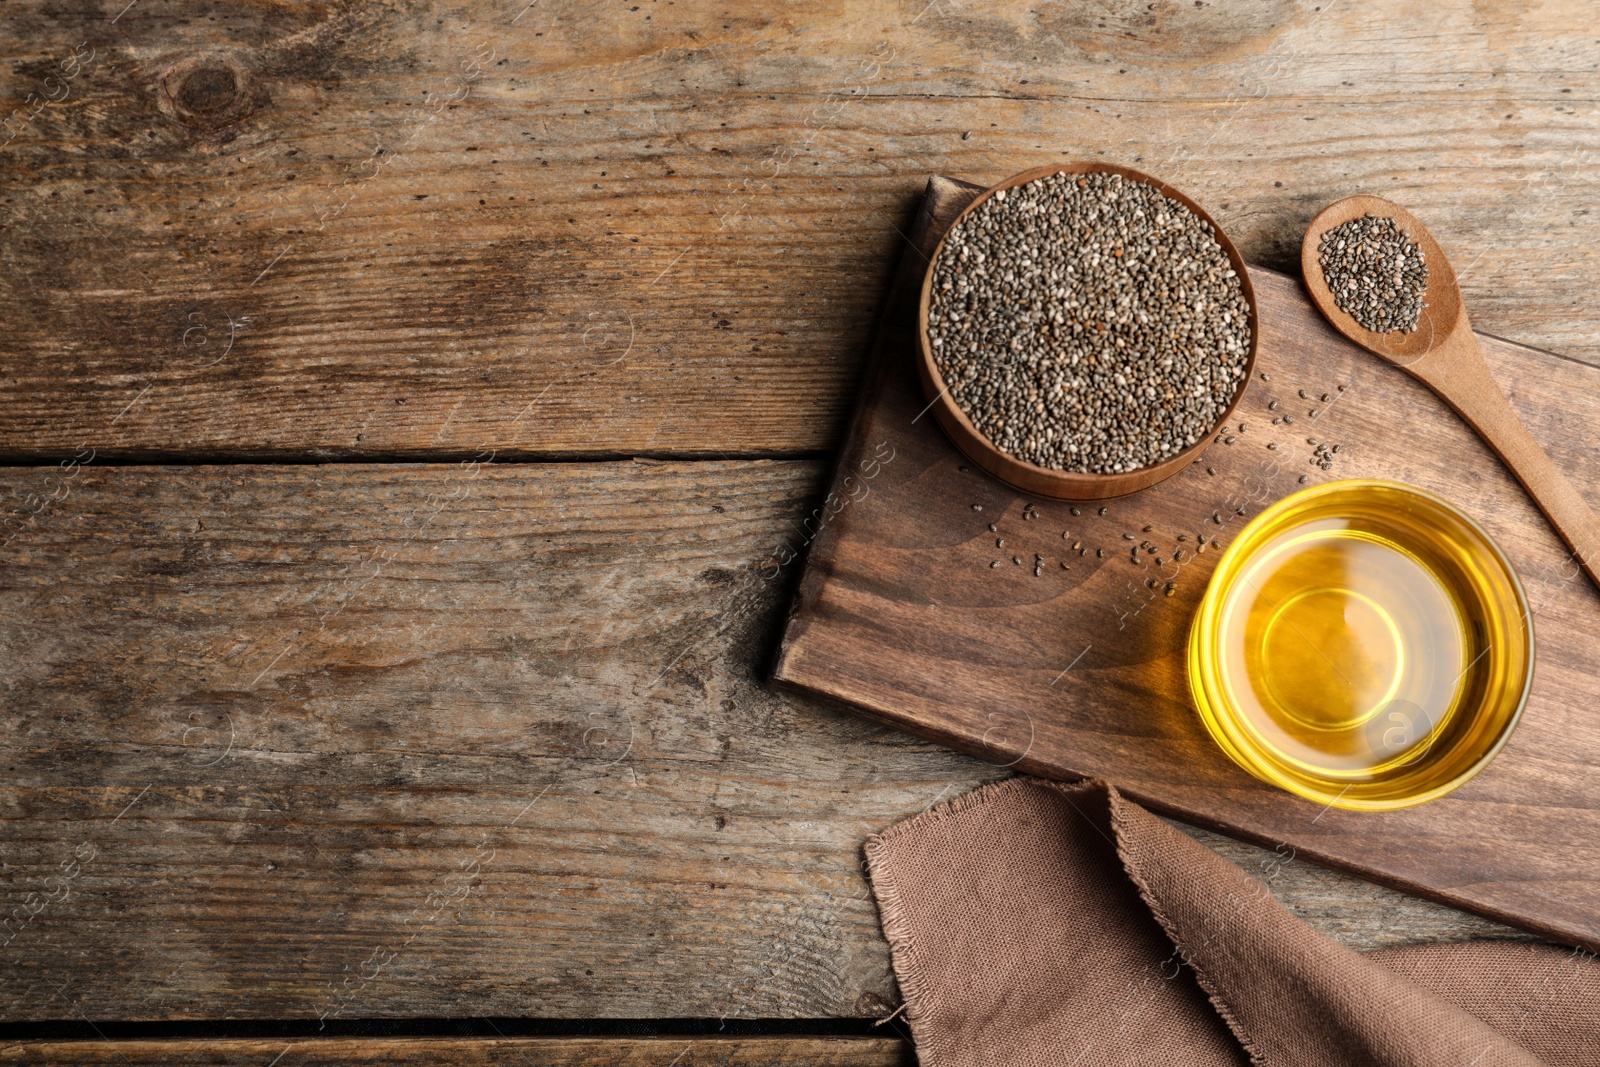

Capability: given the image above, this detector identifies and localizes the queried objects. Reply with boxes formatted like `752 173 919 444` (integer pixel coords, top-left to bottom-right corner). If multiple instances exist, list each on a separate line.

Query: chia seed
927 170 1252 474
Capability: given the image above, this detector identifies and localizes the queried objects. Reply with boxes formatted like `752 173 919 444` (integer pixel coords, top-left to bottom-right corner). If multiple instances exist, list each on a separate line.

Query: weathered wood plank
1 0 1598 459
0 1036 913 1065
0 461 1526 1022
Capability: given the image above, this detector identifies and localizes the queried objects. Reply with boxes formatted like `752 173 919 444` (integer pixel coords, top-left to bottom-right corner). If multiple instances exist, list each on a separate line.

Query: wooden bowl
915 163 1260 501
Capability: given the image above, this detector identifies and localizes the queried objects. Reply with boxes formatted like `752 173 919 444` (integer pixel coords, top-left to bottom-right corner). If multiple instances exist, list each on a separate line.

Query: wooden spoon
1302 194 1600 594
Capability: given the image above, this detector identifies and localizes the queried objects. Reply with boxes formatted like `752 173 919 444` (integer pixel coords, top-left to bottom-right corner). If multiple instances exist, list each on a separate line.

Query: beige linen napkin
865 778 1600 1067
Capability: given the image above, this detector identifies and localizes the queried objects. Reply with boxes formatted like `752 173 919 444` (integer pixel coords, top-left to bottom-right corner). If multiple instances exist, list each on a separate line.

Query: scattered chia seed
1098 507 1108 516
1317 213 1429 333
927 170 1252 474
1298 389 1308 399
988 522 998 532
1206 466 1216 475
1299 474 1309 483
1070 506 1082 516
991 560 1001 567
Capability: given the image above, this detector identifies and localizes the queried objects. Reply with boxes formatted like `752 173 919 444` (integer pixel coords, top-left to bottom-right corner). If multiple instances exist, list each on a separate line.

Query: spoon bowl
1301 195 1600 593
1301 195 1465 367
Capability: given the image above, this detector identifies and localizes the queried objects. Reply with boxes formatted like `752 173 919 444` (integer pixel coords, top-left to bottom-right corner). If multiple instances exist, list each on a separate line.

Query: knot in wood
159 55 259 134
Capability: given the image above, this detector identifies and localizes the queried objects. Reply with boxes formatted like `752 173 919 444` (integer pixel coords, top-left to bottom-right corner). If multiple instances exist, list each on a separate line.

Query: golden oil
1189 481 1533 811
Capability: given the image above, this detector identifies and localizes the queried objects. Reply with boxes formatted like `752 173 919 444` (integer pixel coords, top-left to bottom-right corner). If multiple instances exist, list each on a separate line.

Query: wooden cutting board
773 176 1600 950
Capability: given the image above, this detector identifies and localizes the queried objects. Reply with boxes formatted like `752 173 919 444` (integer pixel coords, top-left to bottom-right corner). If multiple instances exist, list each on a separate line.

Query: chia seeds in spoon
1317 213 1429 333
926 170 1252 475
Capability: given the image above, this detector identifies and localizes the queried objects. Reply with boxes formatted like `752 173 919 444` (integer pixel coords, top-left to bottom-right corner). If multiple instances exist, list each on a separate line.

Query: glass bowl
1188 479 1534 811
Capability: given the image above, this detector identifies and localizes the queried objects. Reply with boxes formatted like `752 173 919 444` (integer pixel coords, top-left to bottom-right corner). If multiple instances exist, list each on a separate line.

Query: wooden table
1 0 1593 1061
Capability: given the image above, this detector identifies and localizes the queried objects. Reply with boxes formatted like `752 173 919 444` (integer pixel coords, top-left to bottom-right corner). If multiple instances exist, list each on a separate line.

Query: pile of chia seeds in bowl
925 170 1253 475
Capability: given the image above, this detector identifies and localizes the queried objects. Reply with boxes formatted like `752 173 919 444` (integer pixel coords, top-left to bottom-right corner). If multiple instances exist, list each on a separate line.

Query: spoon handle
1416 331 1600 594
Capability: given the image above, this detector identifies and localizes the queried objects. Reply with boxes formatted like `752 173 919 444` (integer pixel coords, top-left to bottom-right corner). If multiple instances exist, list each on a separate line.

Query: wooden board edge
771 176 983 684
779 665 1593 952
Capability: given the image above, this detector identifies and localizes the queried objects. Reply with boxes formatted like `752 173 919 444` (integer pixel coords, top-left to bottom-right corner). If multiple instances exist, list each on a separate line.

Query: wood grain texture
0 458 1523 1023
0 1037 912 1065
1 0 1599 460
774 176 1600 950
0 458 968 1022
